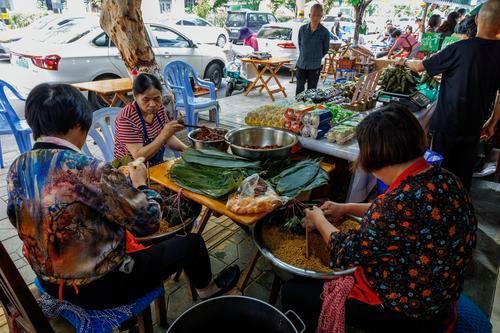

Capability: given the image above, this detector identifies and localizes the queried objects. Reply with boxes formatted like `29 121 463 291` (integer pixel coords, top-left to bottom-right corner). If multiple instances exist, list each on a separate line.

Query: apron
134 102 166 166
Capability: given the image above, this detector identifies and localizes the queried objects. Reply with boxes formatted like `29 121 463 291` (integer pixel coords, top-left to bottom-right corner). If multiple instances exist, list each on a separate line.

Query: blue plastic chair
82 107 180 162
163 60 220 130
34 278 167 333
453 295 492 333
82 107 121 162
0 80 32 168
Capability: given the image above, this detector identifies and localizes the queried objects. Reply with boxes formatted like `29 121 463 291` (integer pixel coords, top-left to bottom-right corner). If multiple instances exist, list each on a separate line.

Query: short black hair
391 29 402 38
25 83 92 140
133 73 163 95
355 104 427 172
457 8 467 16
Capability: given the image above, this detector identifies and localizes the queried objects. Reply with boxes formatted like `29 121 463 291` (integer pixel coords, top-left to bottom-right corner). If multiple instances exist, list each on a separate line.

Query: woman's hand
161 121 184 142
481 116 498 140
320 201 346 221
128 161 147 188
301 206 326 231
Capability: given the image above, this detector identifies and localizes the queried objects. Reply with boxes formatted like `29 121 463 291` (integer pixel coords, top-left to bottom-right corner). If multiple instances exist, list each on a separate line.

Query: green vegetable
170 159 246 198
182 149 260 169
269 160 329 198
111 155 132 169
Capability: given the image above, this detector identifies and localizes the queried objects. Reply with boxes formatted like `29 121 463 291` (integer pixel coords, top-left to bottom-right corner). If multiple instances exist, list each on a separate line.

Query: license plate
16 56 29 69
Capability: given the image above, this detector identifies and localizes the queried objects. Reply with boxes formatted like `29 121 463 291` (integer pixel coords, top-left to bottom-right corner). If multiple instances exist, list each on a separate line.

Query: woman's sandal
200 265 241 300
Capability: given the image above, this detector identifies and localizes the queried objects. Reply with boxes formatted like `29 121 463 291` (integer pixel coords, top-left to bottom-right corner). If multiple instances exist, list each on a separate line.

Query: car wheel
225 82 234 97
216 34 227 48
88 74 123 110
205 63 223 89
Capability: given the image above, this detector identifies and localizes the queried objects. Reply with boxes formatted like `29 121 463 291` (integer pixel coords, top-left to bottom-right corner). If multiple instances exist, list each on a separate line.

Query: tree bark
100 0 175 115
100 0 159 75
353 0 372 46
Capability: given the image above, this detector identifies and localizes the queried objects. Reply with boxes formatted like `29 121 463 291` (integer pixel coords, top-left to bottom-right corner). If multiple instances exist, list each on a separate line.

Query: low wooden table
241 57 291 101
72 78 133 107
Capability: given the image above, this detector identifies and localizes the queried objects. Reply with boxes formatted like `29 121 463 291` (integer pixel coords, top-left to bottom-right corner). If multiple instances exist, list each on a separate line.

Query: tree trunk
352 0 372 46
100 0 158 74
100 0 175 115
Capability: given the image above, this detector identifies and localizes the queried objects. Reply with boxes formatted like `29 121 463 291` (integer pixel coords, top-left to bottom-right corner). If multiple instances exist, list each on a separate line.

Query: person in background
426 14 442 32
414 18 424 39
387 29 420 59
334 12 343 38
7 83 241 310
282 105 477 333
457 8 467 24
437 11 460 37
401 0 500 190
114 73 188 166
238 27 259 51
378 23 394 43
295 3 330 95
405 25 414 35
375 26 396 58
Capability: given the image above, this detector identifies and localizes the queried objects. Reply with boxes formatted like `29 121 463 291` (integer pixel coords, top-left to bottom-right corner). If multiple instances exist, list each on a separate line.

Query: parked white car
322 15 356 41
256 22 343 68
0 14 97 61
10 20 227 109
159 14 229 47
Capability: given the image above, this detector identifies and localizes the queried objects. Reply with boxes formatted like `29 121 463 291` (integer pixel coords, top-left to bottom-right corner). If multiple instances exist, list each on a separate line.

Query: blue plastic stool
453 295 492 333
34 278 165 333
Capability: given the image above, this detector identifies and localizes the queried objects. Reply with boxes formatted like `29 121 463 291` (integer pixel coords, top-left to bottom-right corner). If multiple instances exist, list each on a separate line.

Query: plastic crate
337 58 355 70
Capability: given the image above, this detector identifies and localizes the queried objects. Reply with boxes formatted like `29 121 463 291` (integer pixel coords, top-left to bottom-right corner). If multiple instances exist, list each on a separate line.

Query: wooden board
149 160 335 226
72 78 132 94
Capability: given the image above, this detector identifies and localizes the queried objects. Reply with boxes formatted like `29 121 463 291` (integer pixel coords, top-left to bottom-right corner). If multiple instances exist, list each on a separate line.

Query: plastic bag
226 174 287 214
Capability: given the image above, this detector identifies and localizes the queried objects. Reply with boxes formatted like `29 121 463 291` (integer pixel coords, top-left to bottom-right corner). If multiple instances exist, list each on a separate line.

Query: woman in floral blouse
7 84 240 310
282 105 477 333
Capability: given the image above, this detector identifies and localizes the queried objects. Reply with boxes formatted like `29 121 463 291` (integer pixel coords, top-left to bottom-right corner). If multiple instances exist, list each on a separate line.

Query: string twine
172 189 188 237
316 276 355 333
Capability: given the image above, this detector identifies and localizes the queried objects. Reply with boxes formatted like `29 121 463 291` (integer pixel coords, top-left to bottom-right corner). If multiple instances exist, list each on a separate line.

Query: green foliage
366 3 377 17
193 0 211 19
269 0 285 14
207 12 227 27
10 12 47 29
92 0 103 9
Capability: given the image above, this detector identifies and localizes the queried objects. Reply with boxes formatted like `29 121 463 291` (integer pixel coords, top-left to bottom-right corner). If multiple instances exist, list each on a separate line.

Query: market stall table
72 78 133 107
241 57 291 101
72 78 212 107
149 159 334 291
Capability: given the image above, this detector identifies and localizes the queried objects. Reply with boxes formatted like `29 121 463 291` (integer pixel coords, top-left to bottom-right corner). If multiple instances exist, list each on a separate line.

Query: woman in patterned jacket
282 105 477 333
7 83 240 310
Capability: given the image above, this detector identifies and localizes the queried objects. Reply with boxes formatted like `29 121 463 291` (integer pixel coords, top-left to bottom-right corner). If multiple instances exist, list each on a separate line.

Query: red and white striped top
114 102 169 160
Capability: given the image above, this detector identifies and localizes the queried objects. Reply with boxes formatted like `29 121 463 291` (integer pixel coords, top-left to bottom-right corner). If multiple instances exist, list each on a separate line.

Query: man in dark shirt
296 3 330 95
402 0 500 190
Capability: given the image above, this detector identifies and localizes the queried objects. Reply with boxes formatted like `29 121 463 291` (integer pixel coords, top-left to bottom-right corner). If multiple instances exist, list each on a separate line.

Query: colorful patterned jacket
329 167 477 319
7 137 162 285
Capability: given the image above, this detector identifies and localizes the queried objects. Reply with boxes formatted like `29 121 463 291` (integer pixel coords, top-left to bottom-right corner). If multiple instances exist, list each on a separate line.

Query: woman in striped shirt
114 73 188 165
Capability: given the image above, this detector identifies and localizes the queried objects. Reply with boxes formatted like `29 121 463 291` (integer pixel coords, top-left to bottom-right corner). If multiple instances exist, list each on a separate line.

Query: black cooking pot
167 296 305 333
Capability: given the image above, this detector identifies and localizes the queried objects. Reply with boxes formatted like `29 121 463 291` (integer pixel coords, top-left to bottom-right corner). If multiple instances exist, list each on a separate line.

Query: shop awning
423 0 472 6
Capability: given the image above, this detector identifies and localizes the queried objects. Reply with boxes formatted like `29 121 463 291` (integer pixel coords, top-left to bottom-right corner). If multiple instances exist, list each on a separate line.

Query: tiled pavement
0 94 499 332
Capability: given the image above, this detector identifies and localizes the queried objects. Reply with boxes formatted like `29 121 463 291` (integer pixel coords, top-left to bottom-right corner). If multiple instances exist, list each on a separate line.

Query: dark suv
226 10 277 43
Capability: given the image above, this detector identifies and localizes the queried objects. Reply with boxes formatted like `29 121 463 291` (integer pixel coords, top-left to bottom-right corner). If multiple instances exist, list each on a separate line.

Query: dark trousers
39 233 212 309
281 278 449 333
431 132 479 191
296 67 321 95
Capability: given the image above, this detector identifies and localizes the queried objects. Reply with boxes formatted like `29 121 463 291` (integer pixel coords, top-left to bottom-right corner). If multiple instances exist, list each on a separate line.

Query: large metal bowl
188 128 229 152
253 212 357 279
225 127 298 161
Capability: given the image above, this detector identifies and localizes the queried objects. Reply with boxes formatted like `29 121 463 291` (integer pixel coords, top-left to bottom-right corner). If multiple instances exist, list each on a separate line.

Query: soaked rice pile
262 218 360 272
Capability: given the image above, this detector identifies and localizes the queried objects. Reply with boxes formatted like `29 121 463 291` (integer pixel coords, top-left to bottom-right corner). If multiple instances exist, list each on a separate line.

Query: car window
176 20 182 25
194 18 210 26
150 25 190 48
183 19 196 26
29 15 58 30
227 13 245 27
323 16 335 22
37 22 99 44
248 14 268 27
93 32 109 47
257 27 292 40
268 15 276 23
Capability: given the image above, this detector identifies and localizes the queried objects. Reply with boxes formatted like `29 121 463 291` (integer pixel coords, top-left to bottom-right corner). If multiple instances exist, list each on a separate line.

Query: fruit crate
336 58 355 70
